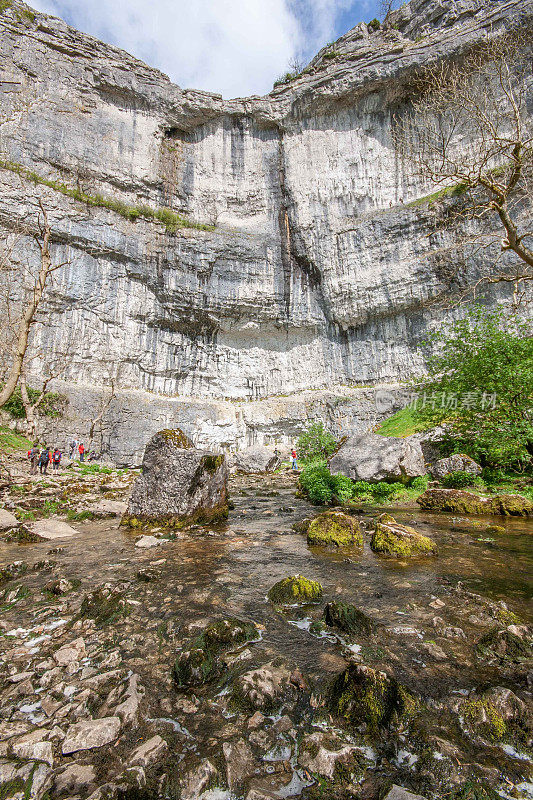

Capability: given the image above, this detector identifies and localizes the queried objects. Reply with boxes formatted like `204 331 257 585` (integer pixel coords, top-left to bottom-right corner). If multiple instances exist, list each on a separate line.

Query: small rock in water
135 535 163 548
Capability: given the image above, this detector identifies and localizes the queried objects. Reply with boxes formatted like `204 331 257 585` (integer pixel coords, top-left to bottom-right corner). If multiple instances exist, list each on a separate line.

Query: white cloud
29 0 361 98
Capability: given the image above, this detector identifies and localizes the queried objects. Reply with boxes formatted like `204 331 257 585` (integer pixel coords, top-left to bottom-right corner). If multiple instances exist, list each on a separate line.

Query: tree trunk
20 374 36 438
0 205 53 409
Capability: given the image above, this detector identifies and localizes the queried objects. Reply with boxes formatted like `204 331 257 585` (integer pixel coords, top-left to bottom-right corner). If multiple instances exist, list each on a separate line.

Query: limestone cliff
0 0 531 458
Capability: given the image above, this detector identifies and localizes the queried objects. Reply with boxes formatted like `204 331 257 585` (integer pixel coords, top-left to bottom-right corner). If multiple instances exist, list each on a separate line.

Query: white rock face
0 0 531 457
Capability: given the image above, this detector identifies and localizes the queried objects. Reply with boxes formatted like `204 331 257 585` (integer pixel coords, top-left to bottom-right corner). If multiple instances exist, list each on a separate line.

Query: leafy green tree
297 422 338 463
415 306 532 469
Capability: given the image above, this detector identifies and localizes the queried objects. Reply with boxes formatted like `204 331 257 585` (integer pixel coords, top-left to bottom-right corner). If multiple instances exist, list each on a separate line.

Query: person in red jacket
291 447 298 471
78 442 85 462
52 448 62 471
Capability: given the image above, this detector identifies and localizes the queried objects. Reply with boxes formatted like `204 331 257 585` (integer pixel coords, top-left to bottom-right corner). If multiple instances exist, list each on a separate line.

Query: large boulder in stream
417 488 533 516
123 429 229 527
327 663 415 732
371 514 437 557
329 432 426 483
307 510 362 547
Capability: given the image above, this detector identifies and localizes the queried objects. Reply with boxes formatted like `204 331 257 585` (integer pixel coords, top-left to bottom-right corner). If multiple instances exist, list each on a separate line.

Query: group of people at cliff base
27 440 86 475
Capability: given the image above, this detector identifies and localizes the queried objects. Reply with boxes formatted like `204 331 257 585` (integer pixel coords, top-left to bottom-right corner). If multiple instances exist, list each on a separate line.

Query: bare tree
87 380 116 457
393 30 533 297
0 200 68 408
379 0 401 21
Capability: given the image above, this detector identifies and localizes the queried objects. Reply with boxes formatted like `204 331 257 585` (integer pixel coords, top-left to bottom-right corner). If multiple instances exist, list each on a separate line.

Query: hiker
78 442 85 462
291 447 298 471
52 448 62 471
39 446 50 475
28 443 40 475
69 438 78 459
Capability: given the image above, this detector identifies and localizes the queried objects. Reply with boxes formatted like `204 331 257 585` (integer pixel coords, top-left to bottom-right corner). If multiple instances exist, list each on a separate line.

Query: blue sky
29 0 382 98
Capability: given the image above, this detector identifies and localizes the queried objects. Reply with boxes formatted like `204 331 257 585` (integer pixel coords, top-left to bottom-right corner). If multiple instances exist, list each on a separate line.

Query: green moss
408 181 469 208
203 454 224 473
0 159 214 233
173 617 259 687
0 777 25 800
323 601 374 636
370 514 437 557
307 511 362 547
267 575 323 604
451 780 500 800
327 664 414 733
121 502 229 530
475 627 533 663
158 428 194 448
491 493 533 516
78 586 130 626
461 699 506 741
417 489 489 515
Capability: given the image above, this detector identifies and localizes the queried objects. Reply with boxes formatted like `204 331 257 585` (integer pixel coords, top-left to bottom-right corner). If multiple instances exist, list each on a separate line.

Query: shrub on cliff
415 306 533 470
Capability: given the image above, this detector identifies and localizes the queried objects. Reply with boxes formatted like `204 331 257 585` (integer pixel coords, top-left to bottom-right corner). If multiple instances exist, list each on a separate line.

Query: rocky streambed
0 470 532 800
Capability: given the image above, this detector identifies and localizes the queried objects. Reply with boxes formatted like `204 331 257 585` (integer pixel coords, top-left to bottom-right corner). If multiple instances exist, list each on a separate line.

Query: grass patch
0 158 214 233
375 406 427 438
408 181 469 208
0 427 32 452
0 0 35 22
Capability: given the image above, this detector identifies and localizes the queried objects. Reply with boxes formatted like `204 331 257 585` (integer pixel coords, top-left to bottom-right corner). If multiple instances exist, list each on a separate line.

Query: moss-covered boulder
417 488 533 517
174 617 259 687
267 575 323 605
123 428 228 528
370 514 437 557
417 489 489 515
327 663 415 732
307 511 362 547
490 493 533 516
323 601 374 636
475 625 533 664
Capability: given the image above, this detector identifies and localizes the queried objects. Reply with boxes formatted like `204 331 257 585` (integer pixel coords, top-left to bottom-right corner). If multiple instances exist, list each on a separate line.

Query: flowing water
1 471 532 798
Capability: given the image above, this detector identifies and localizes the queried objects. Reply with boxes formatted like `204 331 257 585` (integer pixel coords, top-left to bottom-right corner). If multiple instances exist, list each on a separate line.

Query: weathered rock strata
0 0 531 446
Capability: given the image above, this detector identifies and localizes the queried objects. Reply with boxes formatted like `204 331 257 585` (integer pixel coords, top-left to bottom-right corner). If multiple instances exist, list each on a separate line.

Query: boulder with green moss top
267 575 323 604
327 663 415 732
370 514 437 557
490 493 533 516
456 685 530 745
475 624 533 664
123 428 228 528
417 488 532 516
323 601 374 636
174 617 259 687
307 510 362 547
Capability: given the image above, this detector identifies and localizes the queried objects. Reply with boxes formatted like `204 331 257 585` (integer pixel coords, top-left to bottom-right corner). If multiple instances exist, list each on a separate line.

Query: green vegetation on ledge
0 427 32 452
0 158 214 233
0 0 35 22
